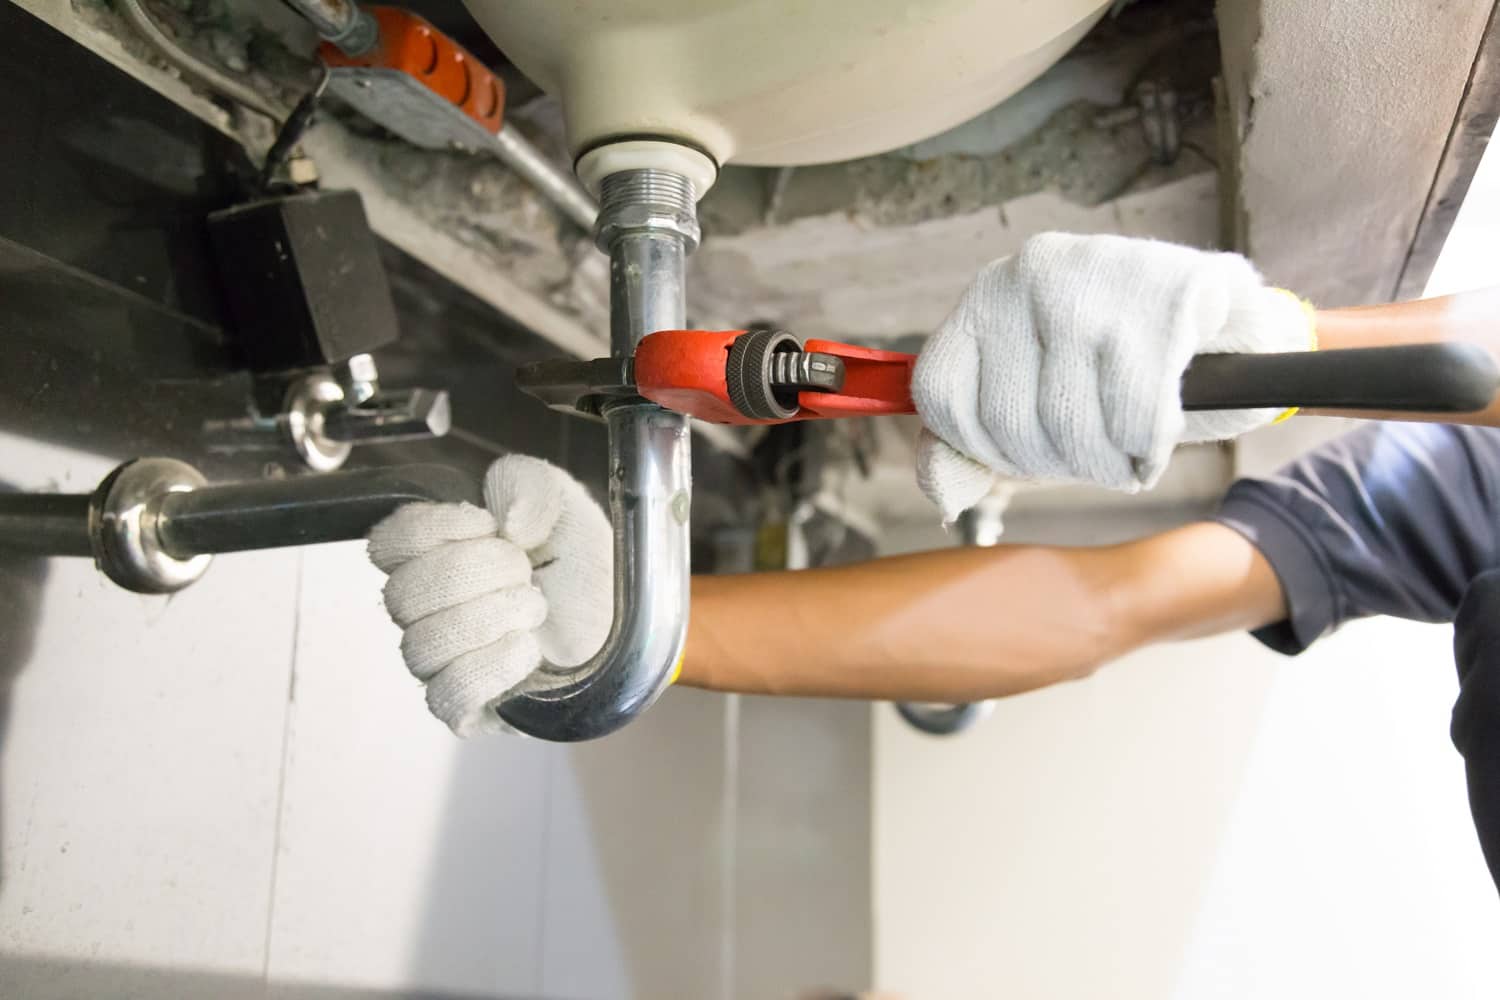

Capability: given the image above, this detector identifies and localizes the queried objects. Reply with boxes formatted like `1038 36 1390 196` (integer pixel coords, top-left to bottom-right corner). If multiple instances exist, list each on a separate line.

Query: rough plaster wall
691 169 1218 347
1219 0 1494 307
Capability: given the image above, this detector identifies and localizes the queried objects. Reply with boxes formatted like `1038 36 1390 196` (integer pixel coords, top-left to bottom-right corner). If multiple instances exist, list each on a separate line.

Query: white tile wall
264 542 552 996
0 438 297 996
0 443 871 998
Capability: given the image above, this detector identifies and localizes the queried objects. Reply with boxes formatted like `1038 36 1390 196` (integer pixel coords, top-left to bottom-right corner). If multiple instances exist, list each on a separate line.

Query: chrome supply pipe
498 168 698 741
0 494 93 557
0 460 481 593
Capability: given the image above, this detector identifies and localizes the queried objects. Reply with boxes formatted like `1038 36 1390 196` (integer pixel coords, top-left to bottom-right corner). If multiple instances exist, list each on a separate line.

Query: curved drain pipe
496 167 699 741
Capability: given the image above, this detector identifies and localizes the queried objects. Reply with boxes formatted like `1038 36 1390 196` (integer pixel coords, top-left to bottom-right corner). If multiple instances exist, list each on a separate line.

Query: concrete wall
1218 0 1496 306
0 432 871 1000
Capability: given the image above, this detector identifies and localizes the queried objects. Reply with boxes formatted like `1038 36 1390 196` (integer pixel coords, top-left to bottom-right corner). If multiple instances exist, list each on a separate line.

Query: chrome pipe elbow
497 402 691 740
497 166 700 741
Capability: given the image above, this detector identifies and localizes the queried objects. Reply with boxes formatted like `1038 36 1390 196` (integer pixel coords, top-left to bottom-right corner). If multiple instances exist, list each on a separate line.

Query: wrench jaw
634 329 759 424
513 356 639 420
516 329 915 426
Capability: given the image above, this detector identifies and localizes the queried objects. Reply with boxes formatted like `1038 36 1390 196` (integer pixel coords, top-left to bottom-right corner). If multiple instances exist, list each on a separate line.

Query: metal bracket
284 365 452 472
513 356 640 419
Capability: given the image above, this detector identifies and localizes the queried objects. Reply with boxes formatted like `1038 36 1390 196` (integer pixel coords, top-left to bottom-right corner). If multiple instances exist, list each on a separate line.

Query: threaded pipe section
598 169 696 218
595 169 700 253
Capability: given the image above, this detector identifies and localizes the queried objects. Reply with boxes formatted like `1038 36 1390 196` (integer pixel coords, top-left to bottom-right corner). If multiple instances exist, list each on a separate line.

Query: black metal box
207 189 398 370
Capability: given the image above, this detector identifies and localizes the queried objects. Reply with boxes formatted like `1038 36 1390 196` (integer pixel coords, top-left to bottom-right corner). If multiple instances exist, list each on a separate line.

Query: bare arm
677 288 1499 702
1313 286 1500 426
679 522 1285 702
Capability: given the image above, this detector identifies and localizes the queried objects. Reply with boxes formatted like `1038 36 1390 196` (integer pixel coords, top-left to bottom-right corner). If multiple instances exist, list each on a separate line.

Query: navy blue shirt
1215 422 1500 889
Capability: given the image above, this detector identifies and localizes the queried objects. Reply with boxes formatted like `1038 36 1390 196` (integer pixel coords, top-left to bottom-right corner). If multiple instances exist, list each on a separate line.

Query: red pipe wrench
516 328 1497 424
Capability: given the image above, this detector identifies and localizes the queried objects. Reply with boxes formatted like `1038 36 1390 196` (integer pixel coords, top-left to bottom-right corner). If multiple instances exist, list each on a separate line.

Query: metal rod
281 0 379 56
117 0 284 120
0 461 480 593
155 464 480 557
489 127 600 232
0 494 93 556
498 167 698 741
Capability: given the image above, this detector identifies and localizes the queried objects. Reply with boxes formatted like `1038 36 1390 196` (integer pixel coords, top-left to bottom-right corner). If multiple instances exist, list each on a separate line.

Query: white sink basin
463 0 1112 168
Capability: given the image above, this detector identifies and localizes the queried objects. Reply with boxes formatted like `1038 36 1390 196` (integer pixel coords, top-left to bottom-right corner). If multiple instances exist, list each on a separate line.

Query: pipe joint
88 458 213 595
595 169 700 254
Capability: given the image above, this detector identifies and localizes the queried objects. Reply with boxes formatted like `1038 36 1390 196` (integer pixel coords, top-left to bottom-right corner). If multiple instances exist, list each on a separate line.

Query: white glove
367 455 612 737
912 232 1314 521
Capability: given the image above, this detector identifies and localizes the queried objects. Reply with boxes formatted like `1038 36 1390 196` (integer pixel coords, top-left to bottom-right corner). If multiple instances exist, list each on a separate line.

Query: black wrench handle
1181 343 1499 414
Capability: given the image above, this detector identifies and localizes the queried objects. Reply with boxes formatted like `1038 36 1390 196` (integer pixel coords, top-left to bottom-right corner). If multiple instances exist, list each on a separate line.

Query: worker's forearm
679 522 1285 703
1313 287 1500 426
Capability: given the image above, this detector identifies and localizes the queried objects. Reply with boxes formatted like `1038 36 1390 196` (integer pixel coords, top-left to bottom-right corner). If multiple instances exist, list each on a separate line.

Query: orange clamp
320 6 504 135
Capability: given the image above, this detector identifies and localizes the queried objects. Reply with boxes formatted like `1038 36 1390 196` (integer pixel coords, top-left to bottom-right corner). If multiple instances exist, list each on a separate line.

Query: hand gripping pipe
496 168 698 741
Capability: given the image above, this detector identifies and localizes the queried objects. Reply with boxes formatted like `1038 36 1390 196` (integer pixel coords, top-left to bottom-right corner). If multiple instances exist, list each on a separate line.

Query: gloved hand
912 232 1314 521
366 455 611 737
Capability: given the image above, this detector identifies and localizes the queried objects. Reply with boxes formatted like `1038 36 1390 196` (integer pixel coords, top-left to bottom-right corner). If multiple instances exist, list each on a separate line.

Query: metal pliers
518 329 1500 425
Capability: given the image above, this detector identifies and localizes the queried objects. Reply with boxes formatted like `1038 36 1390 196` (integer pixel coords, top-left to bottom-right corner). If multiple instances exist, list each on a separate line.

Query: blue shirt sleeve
1212 423 1500 655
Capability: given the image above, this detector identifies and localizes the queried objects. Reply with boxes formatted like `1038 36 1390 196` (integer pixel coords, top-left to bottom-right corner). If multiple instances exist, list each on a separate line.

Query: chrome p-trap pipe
497 168 699 741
